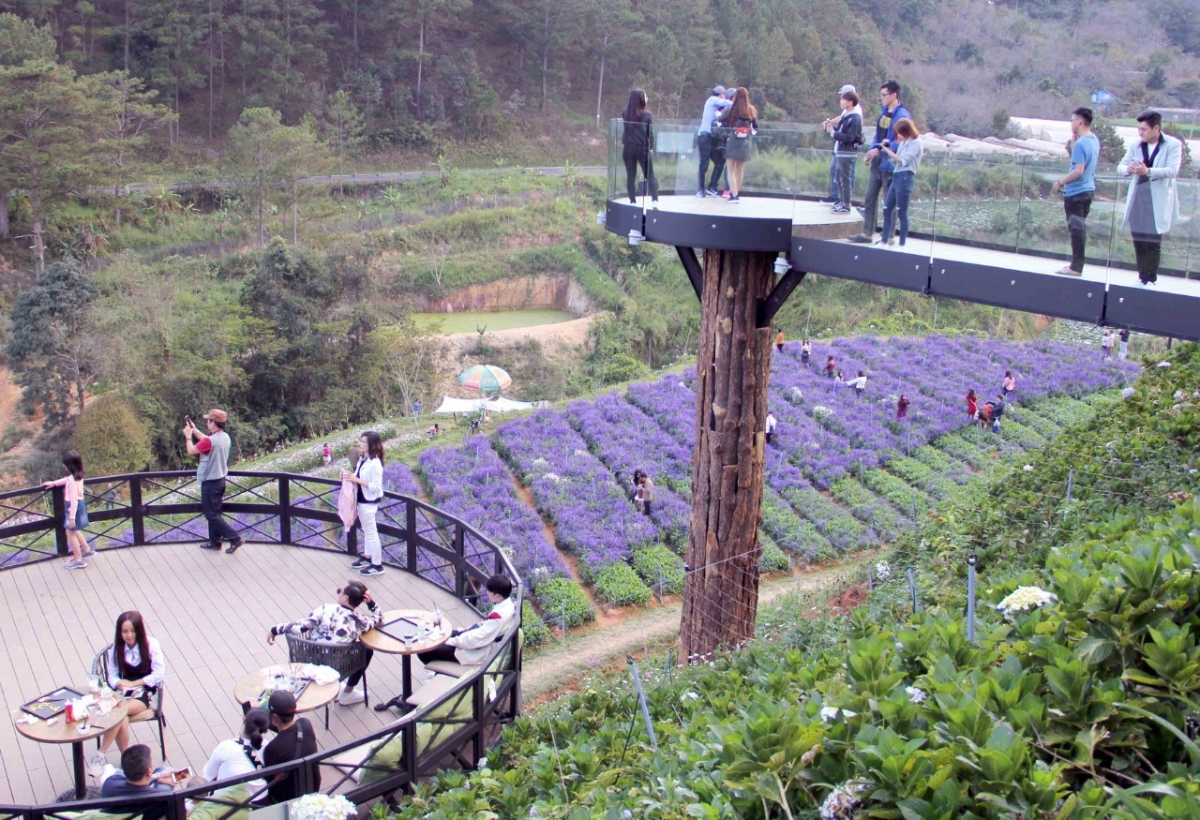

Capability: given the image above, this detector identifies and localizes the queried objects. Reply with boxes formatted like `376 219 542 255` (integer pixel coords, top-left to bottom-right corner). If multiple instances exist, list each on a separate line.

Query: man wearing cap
821 84 862 204
262 691 319 805
696 85 732 197
184 409 244 554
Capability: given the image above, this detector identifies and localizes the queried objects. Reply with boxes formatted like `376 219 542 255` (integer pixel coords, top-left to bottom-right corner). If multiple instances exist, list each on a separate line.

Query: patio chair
91 645 167 759
285 634 370 729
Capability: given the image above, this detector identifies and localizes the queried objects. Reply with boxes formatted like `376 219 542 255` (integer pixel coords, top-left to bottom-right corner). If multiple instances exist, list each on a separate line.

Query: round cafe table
359 609 452 712
233 664 339 729
15 698 129 799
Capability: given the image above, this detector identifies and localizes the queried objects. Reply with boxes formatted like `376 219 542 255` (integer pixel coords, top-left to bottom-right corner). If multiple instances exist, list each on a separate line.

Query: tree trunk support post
680 248 801 662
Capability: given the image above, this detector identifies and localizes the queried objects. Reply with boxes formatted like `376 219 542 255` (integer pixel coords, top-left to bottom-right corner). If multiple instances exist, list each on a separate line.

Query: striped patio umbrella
458 364 513 393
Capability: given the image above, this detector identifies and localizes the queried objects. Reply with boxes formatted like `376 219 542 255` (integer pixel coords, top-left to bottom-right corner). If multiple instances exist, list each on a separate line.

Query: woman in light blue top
342 431 385 575
879 118 923 247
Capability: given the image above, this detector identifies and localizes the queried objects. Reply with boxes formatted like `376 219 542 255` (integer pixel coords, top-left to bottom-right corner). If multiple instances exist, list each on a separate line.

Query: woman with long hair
721 86 758 203
621 89 658 206
879 117 923 246
343 431 385 576
203 707 271 798
41 450 93 569
90 611 166 775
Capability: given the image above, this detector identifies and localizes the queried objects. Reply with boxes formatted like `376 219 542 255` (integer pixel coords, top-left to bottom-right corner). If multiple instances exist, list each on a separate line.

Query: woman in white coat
1117 110 1182 286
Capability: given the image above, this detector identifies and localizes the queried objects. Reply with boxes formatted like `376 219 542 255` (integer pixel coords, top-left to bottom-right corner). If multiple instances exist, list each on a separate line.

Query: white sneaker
88 753 107 778
337 685 365 705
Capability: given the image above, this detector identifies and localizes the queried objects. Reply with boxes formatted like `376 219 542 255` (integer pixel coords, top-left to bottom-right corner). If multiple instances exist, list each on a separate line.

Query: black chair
91 645 167 758
284 634 370 729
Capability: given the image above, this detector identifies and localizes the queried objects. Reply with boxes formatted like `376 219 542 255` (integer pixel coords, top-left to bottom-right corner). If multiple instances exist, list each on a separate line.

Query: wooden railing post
278 475 292 544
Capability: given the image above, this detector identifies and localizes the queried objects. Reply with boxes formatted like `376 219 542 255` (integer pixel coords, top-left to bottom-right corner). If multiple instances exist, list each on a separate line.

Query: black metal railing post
50 487 69 557
130 476 145 545
406 500 417 572
472 676 486 764
403 720 418 787
279 475 292 544
454 523 466 599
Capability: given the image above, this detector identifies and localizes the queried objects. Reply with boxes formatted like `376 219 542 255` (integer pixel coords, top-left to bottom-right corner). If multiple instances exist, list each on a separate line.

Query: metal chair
284 634 370 729
91 645 167 759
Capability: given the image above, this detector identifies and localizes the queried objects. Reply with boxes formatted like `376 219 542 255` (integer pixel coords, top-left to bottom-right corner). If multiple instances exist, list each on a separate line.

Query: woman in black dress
721 86 758 203
621 89 658 207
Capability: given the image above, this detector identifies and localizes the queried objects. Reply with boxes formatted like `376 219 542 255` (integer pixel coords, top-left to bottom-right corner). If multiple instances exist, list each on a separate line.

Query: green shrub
592 561 652 605
520 600 551 647
758 535 791 572
71 395 153 477
631 545 685 595
534 577 594 628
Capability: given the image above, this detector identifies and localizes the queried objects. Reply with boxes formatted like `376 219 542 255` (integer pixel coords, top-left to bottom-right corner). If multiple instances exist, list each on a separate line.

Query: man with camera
848 80 911 244
184 408 244 554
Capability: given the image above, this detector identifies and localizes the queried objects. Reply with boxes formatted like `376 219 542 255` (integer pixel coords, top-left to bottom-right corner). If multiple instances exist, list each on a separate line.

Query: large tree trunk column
680 248 775 662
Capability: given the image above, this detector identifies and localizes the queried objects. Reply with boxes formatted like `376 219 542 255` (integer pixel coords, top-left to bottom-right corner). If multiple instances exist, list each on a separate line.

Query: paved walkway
0 543 474 806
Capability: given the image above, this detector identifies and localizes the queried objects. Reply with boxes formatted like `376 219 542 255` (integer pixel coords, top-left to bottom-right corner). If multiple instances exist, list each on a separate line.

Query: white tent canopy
432 394 535 415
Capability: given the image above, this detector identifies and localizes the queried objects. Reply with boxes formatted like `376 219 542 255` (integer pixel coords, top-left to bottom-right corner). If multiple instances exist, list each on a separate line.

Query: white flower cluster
874 562 891 581
1023 464 1034 472
819 706 857 721
1122 387 1136 399
680 691 700 703
573 449 589 457
1156 361 1172 369
788 386 804 403
812 405 833 420
997 586 1058 614
540 473 562 483
289 794 355 820
820 778 870 819
905 686 927 704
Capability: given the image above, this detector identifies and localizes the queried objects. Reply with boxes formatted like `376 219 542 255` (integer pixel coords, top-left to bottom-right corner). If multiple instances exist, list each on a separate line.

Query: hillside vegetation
384 343 1200 818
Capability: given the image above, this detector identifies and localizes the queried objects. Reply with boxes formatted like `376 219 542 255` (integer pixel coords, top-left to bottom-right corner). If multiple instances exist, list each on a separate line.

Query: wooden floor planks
0 542 477 806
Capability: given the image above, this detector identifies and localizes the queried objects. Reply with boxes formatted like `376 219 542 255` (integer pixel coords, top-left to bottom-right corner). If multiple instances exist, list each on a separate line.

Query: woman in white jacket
343 431 385 575
1117 110 1182 286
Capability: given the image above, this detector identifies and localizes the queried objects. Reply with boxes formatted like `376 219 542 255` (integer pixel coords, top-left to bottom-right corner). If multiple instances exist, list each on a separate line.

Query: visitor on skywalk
845 370 868 397
267 580 380 706
1118 110 1182 287
622 89 659 207
827 89 863 215
90 611 167 778
1119 328 1130 359
185 409 244 554
821 84 862 206
721 86 758 204
42 450 94 570
849 80 911 244
1050 107 1099 277
801 339 812 365
203 708 270 798
697 86 732 197
1101 329 1114 359
878 117 923 247
341 431 385 576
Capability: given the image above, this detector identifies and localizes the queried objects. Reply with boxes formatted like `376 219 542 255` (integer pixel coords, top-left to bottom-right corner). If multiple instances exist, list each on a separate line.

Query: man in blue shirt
1051 107 1100 276
849 80 912 244
696 86 732 197
100 744 176 820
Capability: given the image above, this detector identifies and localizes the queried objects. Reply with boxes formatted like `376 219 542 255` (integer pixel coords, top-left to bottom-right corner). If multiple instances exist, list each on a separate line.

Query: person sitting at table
266 581 381 706
202 707 270 800
91 610 166 776
416 574 515 669
100 744 177 820
262 691 319 805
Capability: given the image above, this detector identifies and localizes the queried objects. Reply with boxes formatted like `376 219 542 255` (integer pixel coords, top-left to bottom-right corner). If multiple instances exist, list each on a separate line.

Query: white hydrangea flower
819 706 857 721
997 586 1058 614
1174 390 1188 402
874 562 891 580
573 449 589 457
289 794 355 820
905 686 927 704
681 691 700 702
1023 464 1034 472
540 473 562 483
1156 361 1172 369
820 778 870 819
1121 387 1136 399
813 405 833 420
531 457 549 469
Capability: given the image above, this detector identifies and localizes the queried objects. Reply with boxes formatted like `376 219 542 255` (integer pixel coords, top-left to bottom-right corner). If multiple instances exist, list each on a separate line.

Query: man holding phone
184 408 244 554
100 744 178 820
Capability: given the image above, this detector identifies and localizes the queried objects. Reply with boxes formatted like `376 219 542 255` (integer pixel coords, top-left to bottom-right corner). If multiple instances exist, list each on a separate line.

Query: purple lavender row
495 409 657 578
417 436 569 590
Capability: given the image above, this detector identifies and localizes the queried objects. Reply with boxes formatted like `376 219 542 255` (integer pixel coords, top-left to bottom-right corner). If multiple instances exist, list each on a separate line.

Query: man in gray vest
184 408 244 553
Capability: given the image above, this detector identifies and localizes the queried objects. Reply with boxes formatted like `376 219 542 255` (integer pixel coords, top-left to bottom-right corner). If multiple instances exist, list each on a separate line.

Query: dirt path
442 315 596 350
522 562 863 703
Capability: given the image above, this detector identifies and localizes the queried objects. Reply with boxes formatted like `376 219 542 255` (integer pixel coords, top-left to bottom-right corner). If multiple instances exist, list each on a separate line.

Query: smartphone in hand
172 768 191 784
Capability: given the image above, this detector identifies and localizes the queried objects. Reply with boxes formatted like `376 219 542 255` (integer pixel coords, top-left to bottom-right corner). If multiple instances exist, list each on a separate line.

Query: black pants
861 162 892 236
346 648 373 687
835 155 855 209
418 644 458 665
201 478 239 546
642 500 652 516
1063 192 1093 272
698 132 716 191
624 147 658 202
1132 235 1162 283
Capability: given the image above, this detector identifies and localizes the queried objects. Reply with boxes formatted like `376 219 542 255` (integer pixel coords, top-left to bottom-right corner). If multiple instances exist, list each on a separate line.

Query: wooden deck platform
0 543 477 806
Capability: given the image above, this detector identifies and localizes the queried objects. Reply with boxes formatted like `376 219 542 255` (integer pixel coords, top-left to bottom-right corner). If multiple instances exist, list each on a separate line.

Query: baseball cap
203 408 228 424
838 84 856 94
268 690 296 718
712 85 726 96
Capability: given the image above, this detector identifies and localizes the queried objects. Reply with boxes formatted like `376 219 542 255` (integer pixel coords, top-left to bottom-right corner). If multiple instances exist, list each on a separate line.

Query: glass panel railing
1176 170 1199 280
607 117 621 202
925 152 1026 250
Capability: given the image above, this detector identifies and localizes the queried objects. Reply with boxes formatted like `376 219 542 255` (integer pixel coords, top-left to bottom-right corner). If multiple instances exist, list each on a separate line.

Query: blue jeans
201 478 240 546
881 171 915 245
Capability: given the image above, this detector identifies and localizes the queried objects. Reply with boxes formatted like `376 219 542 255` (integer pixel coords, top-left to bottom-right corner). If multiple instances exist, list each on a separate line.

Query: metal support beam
757 268 807 327
675 246 704 301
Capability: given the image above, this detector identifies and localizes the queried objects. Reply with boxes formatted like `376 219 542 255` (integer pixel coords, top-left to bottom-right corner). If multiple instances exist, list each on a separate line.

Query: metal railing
0 471 523 820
